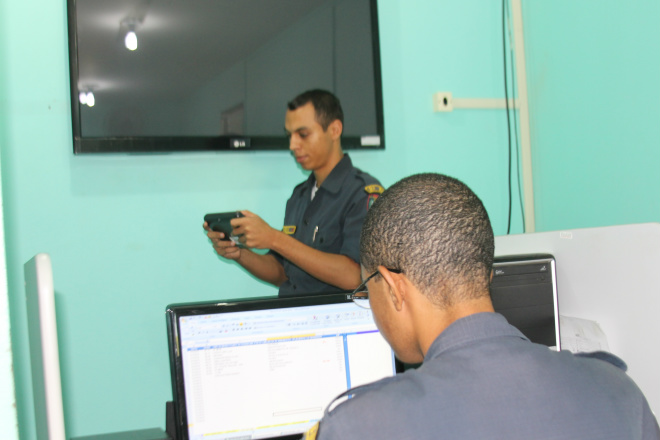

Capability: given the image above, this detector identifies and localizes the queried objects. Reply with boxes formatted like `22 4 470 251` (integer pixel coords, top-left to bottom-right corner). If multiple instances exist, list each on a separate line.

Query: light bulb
79 91 88 105
125 31 138 51
86 92 95 107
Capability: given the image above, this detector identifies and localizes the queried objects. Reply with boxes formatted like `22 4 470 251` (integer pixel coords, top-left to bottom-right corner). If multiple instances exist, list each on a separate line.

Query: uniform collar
425 312 528 362
312 154 352 195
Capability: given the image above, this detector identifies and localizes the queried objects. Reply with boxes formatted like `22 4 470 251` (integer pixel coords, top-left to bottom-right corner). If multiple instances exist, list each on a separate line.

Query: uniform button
293 285 297 290
304 219 309 225
320 238 324 244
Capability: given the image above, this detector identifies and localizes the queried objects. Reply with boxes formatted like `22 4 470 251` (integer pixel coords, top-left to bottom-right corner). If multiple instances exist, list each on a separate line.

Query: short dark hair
360 173 494 307
287 89 344 131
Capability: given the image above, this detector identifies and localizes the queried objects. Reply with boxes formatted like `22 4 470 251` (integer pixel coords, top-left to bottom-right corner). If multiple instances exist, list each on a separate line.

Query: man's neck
415 295 495 358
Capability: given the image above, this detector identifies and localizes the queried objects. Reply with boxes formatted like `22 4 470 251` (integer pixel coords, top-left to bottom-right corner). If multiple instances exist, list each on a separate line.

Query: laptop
166 292 401 440
490 253 561 350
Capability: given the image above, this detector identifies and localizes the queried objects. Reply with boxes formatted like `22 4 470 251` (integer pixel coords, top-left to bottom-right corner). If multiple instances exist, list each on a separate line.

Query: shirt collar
425 312 528 362
316 154 353 195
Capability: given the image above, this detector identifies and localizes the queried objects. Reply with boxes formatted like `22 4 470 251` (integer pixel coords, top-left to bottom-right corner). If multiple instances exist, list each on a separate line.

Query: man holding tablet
205 89 383 297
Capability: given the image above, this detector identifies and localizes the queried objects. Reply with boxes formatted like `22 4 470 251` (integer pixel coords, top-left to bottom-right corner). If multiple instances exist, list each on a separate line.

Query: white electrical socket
433 92 453 112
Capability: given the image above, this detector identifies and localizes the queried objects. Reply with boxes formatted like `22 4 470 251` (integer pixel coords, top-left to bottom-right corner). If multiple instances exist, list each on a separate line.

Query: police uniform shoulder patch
283 225 297 235
364 184 384 210
302 422 319 440
364 184 384 195
364 185 383 210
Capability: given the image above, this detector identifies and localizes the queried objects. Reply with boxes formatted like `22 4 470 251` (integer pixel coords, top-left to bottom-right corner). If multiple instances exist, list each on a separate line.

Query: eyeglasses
350 268 402 309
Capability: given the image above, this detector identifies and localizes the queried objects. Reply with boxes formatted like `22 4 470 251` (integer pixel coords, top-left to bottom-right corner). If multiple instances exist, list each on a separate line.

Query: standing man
312 173 659 439
205 89 383 297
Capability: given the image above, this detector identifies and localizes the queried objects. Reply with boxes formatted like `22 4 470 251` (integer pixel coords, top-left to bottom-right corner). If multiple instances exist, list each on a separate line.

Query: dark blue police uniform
272 154 383 297
315 312 660 440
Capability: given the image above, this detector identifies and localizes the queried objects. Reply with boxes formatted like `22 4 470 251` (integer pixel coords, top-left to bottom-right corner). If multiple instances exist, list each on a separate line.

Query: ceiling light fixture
125 30 138 51
79 90 95 107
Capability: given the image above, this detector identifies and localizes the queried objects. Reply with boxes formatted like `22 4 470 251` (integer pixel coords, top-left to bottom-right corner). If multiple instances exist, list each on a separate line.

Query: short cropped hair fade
287 89 344 131
360 173 495 307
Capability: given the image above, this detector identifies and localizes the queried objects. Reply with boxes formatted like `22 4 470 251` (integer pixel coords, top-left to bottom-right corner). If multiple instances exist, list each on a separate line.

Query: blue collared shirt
318 312 660 440
272 154 382 297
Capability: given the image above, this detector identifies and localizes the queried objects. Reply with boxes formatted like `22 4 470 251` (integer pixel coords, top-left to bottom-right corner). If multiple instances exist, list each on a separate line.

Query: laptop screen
167 293 399 440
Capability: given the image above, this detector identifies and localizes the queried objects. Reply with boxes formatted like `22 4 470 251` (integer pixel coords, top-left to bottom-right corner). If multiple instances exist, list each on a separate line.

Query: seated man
312 173 659 439
206 89 383 296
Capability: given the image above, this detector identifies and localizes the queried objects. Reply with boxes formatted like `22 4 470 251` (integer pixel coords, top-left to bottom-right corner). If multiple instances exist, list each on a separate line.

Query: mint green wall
522 1 660 231
1 0 520 438
1 0 21 437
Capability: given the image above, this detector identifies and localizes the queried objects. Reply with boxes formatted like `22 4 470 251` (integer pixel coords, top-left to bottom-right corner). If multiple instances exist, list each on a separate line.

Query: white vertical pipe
511 0 536 232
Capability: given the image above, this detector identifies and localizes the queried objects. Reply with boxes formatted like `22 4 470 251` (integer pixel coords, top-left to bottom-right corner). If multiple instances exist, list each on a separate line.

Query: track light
125 30 138 51
79 90 95 107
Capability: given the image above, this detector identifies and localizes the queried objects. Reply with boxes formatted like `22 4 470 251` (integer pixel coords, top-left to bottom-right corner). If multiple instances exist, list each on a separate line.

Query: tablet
204 211 244 245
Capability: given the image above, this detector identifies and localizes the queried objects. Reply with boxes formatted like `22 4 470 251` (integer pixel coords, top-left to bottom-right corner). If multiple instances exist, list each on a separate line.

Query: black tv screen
67 0 385 154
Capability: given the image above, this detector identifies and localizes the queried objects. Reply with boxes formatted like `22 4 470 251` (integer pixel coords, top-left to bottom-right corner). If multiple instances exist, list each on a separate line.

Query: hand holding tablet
204 211 245 246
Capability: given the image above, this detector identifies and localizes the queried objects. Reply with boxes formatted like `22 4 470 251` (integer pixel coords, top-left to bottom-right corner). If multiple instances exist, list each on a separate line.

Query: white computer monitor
495 223 660 413
166 293 400 440
25 253 66 440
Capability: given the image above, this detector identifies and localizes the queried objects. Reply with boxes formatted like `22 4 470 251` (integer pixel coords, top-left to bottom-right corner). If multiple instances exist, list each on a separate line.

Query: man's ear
378 266 406 312
327 119 343 140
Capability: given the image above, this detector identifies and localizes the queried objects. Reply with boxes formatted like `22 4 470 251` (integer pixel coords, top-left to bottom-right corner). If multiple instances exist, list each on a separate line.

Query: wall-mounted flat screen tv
67 0 384 154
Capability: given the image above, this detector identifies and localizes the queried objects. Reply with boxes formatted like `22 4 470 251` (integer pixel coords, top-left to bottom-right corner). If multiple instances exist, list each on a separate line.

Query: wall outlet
433 92 453 112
